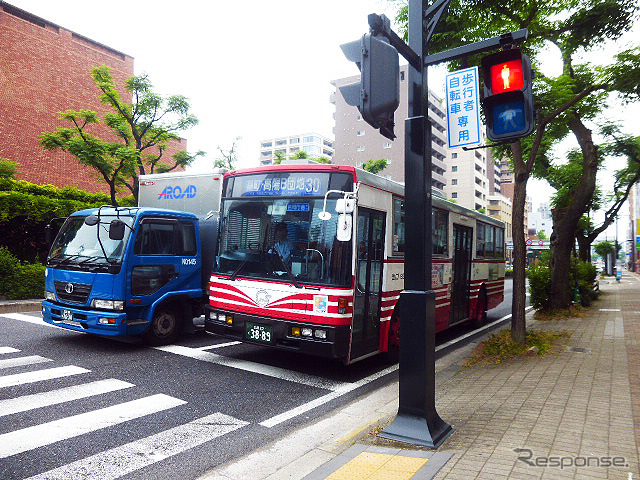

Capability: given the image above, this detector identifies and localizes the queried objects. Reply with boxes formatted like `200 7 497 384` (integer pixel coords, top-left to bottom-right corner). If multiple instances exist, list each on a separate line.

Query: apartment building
443 135 492 211
259 133 334 165
330 65 448 192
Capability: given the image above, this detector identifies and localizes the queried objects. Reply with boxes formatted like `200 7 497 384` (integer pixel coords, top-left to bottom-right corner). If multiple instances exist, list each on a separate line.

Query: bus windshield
215 197 353 287
48 215 134 267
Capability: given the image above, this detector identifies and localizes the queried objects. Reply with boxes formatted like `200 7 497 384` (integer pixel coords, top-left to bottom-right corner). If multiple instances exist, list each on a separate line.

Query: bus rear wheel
144 306 181 346
472 290 487 328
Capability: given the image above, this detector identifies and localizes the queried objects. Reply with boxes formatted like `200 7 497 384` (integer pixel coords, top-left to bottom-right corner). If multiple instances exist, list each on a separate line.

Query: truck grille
54 281 92 304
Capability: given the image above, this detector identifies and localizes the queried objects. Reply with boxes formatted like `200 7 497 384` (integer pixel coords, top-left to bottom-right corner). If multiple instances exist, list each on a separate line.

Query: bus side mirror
336 214 352 242
109 219 125 240
335 198 355 214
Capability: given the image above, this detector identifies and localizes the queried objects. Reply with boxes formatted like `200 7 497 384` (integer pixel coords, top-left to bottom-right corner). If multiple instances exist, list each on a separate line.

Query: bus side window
432 208 448 256
476 223 485 257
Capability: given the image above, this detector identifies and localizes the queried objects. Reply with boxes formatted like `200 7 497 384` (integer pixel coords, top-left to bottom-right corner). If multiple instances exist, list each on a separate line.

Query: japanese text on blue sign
446 67 481 148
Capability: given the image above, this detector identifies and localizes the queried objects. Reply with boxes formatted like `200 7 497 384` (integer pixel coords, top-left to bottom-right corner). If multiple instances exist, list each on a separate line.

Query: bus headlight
314 329 327 339
44 290 56 301
92 299 124 311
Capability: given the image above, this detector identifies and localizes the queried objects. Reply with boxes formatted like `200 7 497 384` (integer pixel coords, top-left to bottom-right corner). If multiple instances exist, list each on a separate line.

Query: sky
7 0 638 242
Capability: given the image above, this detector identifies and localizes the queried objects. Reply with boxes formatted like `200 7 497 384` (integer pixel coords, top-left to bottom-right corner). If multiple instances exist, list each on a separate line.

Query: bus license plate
245 322 273 344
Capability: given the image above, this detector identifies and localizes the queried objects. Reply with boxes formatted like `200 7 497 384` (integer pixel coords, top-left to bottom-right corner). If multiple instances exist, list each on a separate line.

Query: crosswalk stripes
25 412 250 480
0 394 187 458
0 365 90 389
0 355 52 369
0 379 135 417
0 347 20 354
0 347 250 478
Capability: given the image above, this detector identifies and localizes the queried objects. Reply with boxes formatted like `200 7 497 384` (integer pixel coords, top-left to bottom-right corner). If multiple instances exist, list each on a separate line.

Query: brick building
0 2 185 194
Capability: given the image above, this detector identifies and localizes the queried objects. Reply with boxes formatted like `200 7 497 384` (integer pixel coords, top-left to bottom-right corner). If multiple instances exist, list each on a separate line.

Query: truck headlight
92 299 125 311
44 290 56 301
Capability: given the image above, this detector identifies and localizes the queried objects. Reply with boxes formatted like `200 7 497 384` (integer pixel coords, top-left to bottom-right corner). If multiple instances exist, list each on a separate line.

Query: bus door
351 208 385 359
451 224 473 325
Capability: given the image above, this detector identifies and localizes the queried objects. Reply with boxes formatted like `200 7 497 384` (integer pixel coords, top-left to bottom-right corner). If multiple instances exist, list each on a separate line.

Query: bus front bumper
204 306 350 360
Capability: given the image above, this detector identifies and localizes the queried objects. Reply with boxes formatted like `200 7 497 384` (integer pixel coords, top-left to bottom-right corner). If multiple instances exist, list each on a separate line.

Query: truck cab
42 206 207 345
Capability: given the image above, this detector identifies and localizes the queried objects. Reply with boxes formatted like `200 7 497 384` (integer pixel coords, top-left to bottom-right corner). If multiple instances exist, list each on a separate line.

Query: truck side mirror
336 214 352 242
45 224 53 244
109 219 126 240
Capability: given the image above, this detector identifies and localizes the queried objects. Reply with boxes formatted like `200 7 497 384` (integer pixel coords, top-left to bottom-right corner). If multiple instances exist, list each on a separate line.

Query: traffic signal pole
341 0 531 448
378 0 453 447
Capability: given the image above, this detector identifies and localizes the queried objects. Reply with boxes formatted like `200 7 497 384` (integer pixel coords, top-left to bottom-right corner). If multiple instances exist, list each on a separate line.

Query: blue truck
42 170 224 345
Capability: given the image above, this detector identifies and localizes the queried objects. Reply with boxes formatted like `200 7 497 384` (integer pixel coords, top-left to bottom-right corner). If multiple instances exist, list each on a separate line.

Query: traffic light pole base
379 412 453 448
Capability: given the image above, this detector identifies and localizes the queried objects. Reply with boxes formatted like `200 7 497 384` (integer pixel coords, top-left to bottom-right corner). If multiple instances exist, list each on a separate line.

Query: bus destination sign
238 173 329 197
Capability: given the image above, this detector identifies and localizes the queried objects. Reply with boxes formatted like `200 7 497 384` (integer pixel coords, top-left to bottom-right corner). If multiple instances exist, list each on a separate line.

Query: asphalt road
0 279 523 480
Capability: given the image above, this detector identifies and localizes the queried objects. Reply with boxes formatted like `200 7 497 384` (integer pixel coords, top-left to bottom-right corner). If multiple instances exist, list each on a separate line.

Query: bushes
574 259 598 306
0 177 134 263
0 247 44 299
527 253 599 310
527 261 552 310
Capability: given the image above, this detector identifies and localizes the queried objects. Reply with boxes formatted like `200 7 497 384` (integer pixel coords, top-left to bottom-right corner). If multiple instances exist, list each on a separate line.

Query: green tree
362 158 388 174
537 230 548 241
574 126 640 260
214 136 241 170
273 150 287 165
0 158 19 179
41 66 204 205
594 240 616 274
393 0 640 343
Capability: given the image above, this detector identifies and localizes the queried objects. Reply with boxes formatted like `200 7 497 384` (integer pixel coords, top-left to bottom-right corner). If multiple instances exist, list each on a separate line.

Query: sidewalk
201 274 640 480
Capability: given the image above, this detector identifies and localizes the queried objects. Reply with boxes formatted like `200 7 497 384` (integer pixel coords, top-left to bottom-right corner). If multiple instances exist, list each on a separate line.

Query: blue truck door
129 216 200 344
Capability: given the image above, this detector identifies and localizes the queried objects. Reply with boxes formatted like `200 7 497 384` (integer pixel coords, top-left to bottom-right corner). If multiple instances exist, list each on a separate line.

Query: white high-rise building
259 133 334 165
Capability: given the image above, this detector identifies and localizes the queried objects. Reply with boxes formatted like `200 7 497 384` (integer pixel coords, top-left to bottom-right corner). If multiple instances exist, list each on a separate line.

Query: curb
0 300 42 314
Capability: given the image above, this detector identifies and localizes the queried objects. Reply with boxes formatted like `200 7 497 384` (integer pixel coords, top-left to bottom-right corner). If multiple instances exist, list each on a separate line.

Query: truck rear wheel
144 306 181 346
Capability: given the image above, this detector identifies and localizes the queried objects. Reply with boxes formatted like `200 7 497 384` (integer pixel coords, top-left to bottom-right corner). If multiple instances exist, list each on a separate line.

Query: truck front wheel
144 306 181 346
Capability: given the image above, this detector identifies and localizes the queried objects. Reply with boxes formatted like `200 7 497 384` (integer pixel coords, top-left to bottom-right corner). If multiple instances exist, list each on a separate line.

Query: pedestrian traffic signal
339 33 399 140
480 49 535 142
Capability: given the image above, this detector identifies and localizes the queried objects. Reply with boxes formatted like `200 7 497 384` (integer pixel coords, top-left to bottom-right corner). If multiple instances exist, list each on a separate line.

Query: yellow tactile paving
325 452 428 480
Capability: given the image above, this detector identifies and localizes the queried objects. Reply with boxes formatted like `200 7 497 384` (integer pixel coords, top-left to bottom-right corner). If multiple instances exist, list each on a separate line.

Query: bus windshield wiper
229 260 247 281
270 249 302 289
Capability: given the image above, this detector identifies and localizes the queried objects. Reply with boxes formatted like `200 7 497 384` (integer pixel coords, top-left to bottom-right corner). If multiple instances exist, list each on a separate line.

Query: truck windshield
48 215 134 267
214 198 353 287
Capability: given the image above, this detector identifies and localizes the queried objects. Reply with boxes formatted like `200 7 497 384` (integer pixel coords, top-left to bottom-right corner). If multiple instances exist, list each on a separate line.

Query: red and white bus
205 164 505 364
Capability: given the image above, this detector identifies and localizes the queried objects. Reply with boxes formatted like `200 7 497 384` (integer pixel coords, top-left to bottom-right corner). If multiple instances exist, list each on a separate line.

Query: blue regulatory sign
446 67 481 148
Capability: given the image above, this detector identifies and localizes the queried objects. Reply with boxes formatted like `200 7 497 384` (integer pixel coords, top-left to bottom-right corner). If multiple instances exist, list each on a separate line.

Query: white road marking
195 341 241 351
26 412 249 480
0 312 57 328
155 344 350 391
0 366 90 389
0 379 135 417
599 308 621 312
0 394 186 458
259 364 399 428
0 355 52 369
0 347 20 354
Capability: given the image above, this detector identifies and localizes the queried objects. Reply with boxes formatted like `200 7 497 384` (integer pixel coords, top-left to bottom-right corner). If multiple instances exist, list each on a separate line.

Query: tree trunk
576 234 591 262
549 208 575 308
511 142 528 345
548 117 599 310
